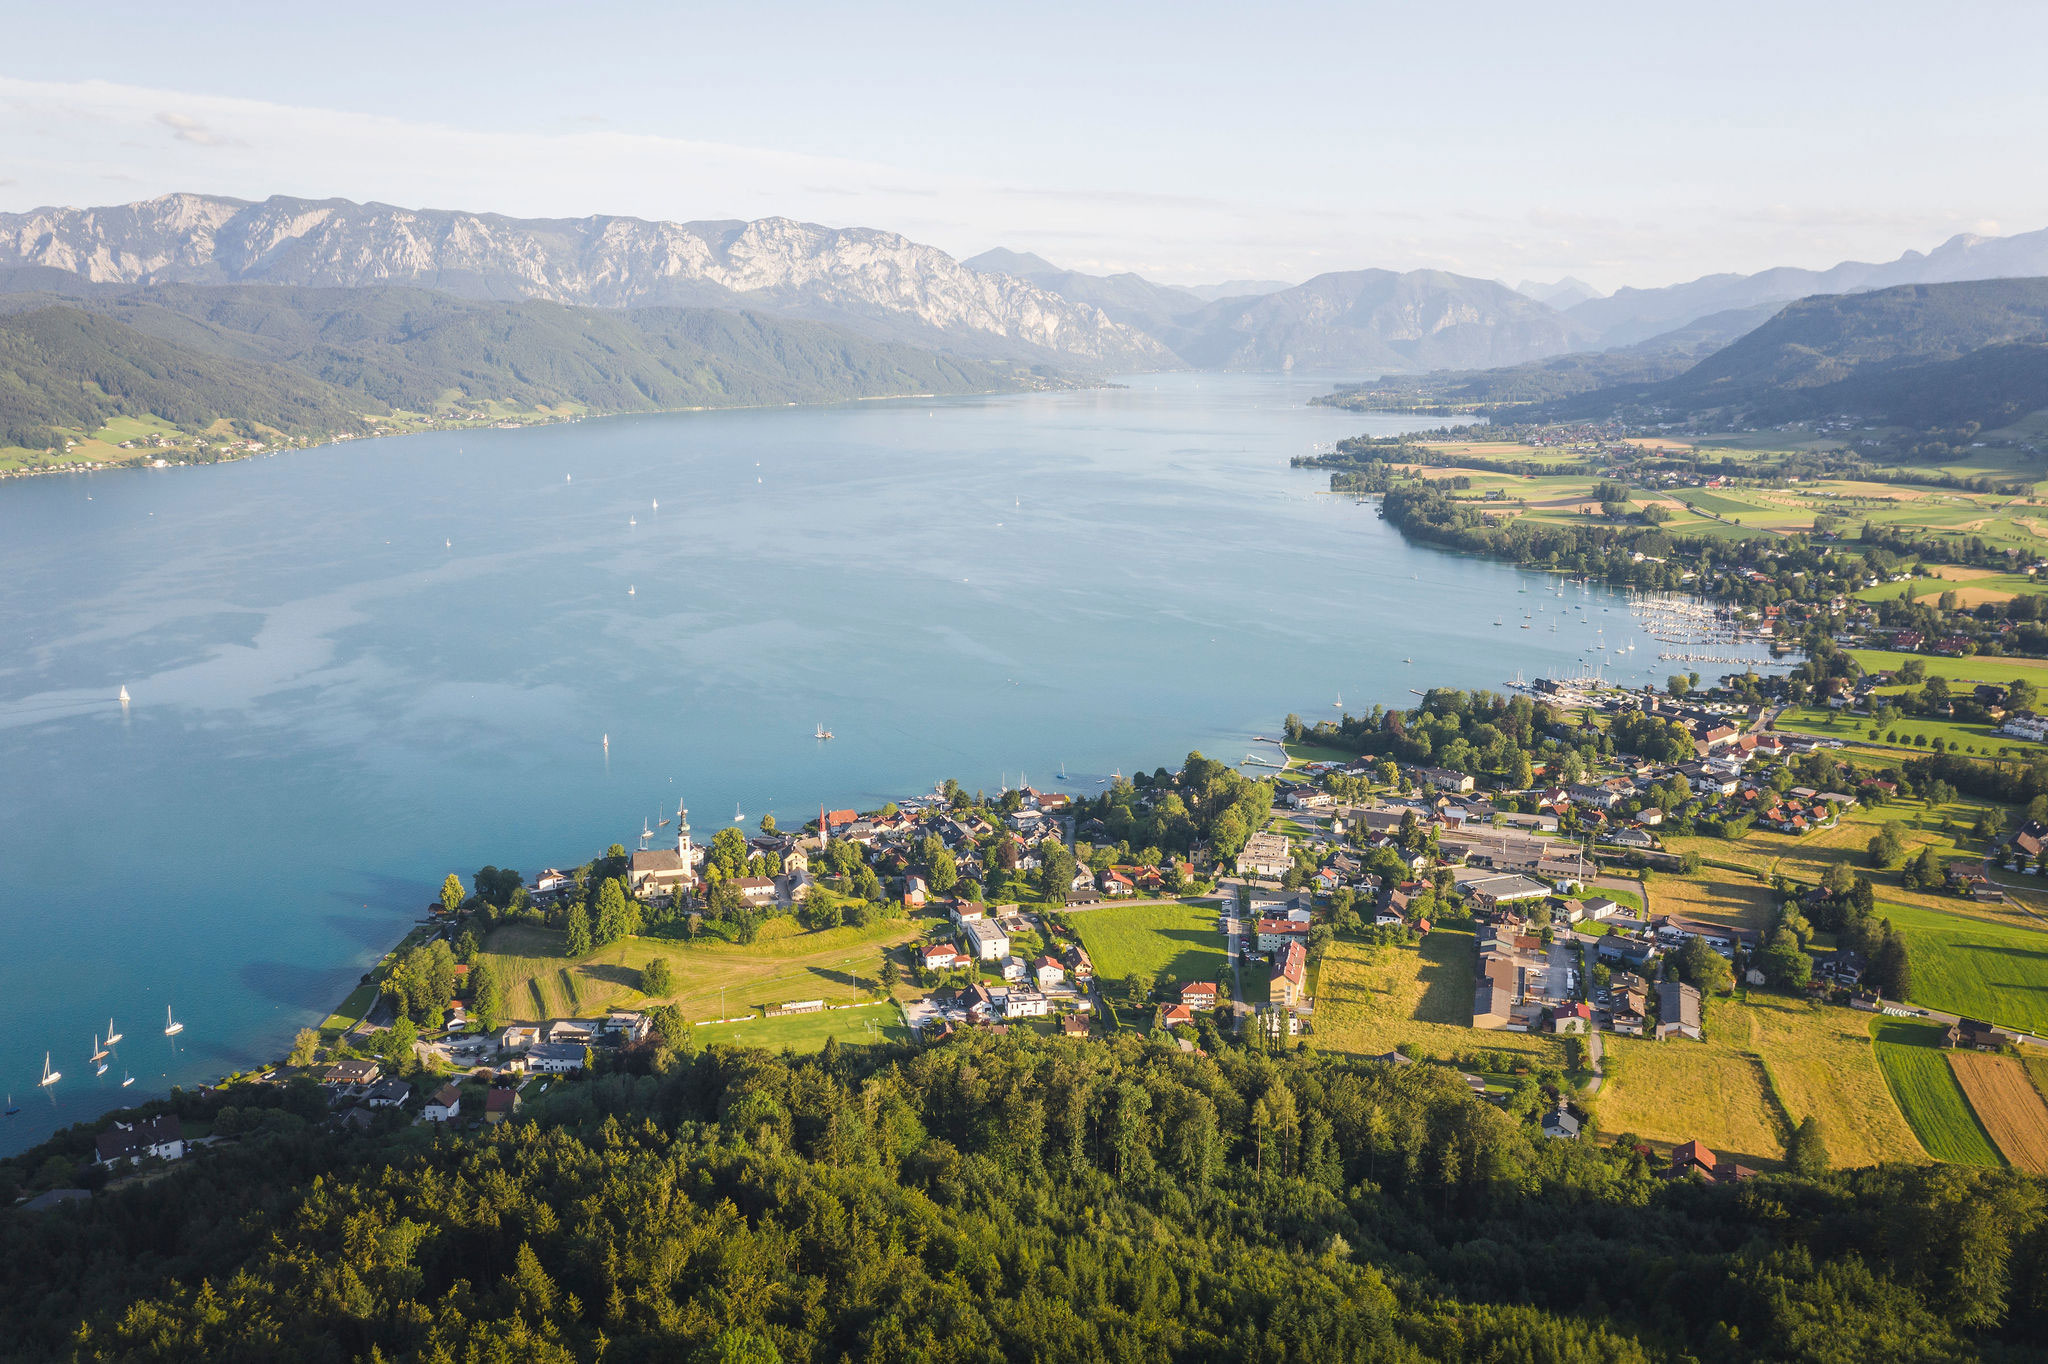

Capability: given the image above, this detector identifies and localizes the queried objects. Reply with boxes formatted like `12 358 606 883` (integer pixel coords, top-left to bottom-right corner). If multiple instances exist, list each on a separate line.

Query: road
1584 1030 1605 1094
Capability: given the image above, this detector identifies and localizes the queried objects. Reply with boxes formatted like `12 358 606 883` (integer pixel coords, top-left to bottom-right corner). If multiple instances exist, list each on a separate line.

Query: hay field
1596 1036 1787 1168
1871 1017 2003 1166
1733 996 1925 1167
1948 1052 2048 1173
1313 930 1559 1067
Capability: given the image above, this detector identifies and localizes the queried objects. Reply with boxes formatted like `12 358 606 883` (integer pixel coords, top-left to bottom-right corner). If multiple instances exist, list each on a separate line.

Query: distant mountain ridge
1564 228 2048 348
0 194 1172 369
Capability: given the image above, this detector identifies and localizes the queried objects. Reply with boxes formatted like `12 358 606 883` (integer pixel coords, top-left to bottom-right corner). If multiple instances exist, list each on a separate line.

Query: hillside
0 194 1172 369
0 284 1051 458
1567 227 2048 348
1311 304 1778 415
2 1034 2045 1361
1540 278 2048 428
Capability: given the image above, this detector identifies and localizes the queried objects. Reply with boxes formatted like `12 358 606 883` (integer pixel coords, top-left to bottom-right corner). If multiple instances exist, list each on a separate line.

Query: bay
0 372 1742 1153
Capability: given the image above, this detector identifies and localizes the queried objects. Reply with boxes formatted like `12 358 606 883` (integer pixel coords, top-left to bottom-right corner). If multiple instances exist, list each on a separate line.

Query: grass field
1313 929 1560 1066
1848 649 2048 685
1068 899 1230 990
1649 875 1775 935
319 984 379 1034
1596 1036 1787 1168
481 915 922 1023
1876 901 2048 1035
1729 995 1925 1167
2026 1052 2048 1106
1773 702 2014 756
1870 1017 2003 1165
1948 1052 2048 1174
694 1001 910 1053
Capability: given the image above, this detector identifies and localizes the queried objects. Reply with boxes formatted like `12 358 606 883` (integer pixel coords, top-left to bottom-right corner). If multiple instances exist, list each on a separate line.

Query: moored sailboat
164 1005 184 1037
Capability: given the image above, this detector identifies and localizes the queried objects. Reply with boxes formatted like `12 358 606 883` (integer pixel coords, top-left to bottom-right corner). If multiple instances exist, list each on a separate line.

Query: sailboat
91 1033 108 1064
39 1054 59 1087
5 1094 17 1116
163 1005 183 1037
814 722 833 740
652 498 659 511
641 818 654 843
1333 692 1343 709
118 684 130 704
628 585 635 596
629 515 637 526
120 1072 134 1088
1058 762 1068 781
733 802 744 823
105 1018 122 1047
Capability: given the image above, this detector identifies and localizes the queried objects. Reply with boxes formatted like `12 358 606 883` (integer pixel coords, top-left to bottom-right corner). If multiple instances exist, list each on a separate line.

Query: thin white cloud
156 110 243 147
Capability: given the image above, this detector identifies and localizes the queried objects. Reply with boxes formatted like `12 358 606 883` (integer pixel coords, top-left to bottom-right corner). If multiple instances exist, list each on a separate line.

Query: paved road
1584 1030 1605 1094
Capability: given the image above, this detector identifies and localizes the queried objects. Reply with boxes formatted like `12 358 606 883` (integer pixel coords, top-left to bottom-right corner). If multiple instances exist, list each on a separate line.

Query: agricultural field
1876 901 2048 1035
1948 1051 2048 1174
693 1001 909 1054
2027 1051 2048 1106
1648 874 1775 935
1855 569 2041 607
1313 929 1560 1067
480 915 921 1023
1772 702 2013 757
1729 995 1926 1168
1848 649 2048 687
1067 898 1230 991
1596 1036 1787 1168
1870 1017 2003 1166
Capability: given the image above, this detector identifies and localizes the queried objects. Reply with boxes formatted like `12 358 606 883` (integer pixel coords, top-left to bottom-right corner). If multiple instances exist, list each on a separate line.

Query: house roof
1275 941 1306 986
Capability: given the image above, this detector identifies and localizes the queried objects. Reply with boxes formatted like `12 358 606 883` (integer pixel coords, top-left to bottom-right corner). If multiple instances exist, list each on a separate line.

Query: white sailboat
814 722 833 740
733 802 744 823
118 684 131 704
628 585 635 595
652 498 659 511
39 1053 59 1087
1333 692 1343 709
121 1072 134 1088
105 1018 122 1047
163 1005 183 1037
91 1033 108 1064
629 515 637 526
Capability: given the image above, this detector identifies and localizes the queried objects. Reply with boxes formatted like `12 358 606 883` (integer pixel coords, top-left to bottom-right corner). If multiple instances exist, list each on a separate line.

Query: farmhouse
1668 1139 1754 1184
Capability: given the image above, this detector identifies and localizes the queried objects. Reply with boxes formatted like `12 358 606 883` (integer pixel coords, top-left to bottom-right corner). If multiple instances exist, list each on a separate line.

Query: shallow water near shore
0 372 1769 1152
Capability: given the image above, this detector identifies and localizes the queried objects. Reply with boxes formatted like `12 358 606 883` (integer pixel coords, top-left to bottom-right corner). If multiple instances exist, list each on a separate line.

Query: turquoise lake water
0 372 1747 1152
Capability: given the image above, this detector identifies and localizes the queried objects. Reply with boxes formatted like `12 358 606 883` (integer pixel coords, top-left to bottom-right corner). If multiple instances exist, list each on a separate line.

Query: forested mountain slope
1 1033 2042 1363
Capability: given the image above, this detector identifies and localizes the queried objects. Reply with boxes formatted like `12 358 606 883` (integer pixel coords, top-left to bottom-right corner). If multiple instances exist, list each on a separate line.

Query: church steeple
676 800 693 862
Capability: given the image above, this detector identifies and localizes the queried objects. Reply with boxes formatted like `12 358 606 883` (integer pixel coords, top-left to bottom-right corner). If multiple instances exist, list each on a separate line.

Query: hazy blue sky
3 1 2044 290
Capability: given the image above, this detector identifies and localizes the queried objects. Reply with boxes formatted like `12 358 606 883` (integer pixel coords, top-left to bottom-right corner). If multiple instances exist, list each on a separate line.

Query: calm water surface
0 372 1746 1151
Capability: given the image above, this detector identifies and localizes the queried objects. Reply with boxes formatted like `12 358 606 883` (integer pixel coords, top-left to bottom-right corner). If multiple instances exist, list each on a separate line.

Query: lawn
1870 1017 2003 1166
1847 649 2048 686
1948 1052 2048 1174
319 983 379 1034
1649 875 1775 935
1312 929 1560 1066
1727 995 1925 1168
1068 899 1231 990
1773 703 2015 757
481 915 922 1023
694 1001 910 1053
1876 901 2048 1035
1596 1035 1787 1169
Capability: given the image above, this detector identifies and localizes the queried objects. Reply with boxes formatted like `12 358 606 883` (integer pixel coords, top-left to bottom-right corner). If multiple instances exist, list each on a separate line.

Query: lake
0 372 1766 1152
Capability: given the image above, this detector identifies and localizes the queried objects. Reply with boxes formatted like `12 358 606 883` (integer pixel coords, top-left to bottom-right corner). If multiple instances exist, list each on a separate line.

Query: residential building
1656 981 1703 1041
1418 766 1476 793
1551 1002 1591 1034
963 918 1010 962
1272 941 1308 1008
1239 831 1292 879
423 1084 462 1122
1180 981 1218 1012
484 1088 521 1124
363 1078 412 1109
527 1042 587 1074
1946 1017 2017 1051
732 876 779 906
1541 1108 1581 1140
323 1059 379 1087
920 941 964 972
1034 956 1066 990
1668 1139 1754 1183
94 1114 184 1167
500 1025 540 1052
1254 916 1311 952
1002 989 1049 1019
547 1019 594 1046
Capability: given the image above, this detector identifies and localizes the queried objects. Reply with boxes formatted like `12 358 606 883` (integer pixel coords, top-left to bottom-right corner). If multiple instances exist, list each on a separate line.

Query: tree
594 877 633 946
1667 674 1691 698
564 904 593 957
1124 971 1155 1007
383 940 459 1024
709 826 749 881
1787 1115 1831 1176
378 1016 419 1073
642 956 675 996
470 959 505 1032
799 887 843 932
288 1028 320 1067
1675 937 1734 996
440 873 466 915
1869 822 1907 869
758 813 778 836
879 954 901 992
928 848 958 895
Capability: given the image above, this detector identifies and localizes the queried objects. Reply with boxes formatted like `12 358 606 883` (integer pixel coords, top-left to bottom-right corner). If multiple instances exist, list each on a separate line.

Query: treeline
2 1035 2045 1362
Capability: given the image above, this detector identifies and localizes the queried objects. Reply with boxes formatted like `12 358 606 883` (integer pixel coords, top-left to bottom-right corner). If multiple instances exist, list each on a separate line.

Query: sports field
1312 929 1559 1066
695 1001 910 1053
1870 1017 2002 1166
1948 1052 2048 1174
1068 899 1231 990
481 915 921 1022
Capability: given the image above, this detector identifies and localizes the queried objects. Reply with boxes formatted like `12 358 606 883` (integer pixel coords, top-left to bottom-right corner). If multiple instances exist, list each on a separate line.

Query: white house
423 1084 462 1122
528 1042 587 1074
94 1114 184 1167
1034 956 1066 989
1002 988 1049 1019
1000 954 1027 982
963 918 1011 962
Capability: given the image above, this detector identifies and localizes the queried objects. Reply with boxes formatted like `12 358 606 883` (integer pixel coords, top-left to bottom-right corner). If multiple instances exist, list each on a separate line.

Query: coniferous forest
3 1034 2044 1363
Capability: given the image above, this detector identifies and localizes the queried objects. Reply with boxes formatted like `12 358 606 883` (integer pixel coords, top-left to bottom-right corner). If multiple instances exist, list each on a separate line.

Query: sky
2 0 2045 292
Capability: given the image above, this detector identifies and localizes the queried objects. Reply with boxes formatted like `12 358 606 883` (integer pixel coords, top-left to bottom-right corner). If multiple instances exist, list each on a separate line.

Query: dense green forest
0 283 1045 453
5 1035 2045 1363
